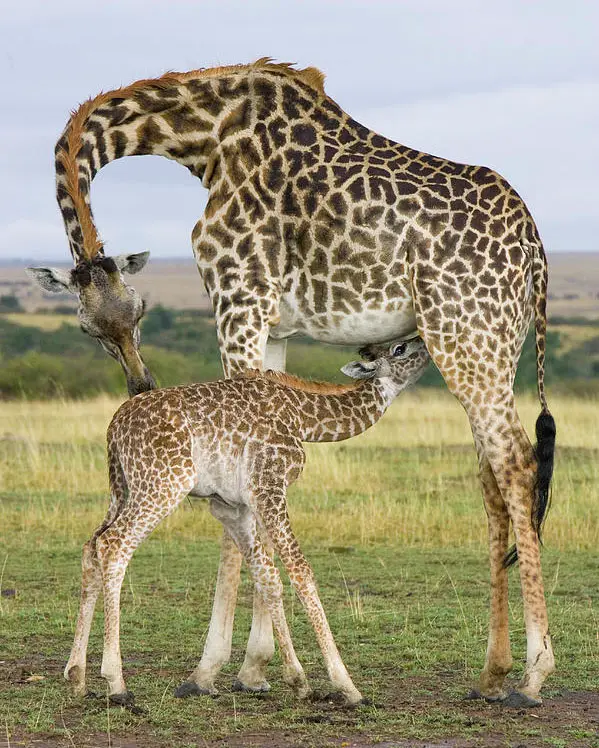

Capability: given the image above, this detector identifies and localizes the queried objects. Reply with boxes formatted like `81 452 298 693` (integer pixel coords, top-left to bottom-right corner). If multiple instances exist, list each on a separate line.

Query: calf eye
391 343 407 357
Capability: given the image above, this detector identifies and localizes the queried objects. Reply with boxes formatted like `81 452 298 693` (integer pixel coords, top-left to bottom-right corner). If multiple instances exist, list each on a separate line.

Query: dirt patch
4 689 598 748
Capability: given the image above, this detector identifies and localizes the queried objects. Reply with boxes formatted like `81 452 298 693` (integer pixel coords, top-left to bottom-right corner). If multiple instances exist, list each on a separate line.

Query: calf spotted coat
65 339 430 705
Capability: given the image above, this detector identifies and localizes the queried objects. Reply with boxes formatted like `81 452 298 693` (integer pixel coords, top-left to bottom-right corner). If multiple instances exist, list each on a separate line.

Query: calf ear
25 267 75 293
341 361 378 379
113 251 150 275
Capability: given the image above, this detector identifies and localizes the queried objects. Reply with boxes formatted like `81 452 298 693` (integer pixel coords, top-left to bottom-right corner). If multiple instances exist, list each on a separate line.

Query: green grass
1 392 598 747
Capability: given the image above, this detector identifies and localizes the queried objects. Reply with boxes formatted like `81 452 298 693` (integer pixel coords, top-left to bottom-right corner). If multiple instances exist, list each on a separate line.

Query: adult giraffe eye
392 343 407 357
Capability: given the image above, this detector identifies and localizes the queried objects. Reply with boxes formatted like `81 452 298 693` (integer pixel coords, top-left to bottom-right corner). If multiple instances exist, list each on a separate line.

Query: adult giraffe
28 59 556 706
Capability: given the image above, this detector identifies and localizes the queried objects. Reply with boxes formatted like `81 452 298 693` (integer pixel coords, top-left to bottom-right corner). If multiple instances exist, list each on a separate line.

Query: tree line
0 306 597 398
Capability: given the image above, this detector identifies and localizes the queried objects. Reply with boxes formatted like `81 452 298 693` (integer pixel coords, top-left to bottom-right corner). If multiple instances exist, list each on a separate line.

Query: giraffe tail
503 235 556 568
100 439 129 534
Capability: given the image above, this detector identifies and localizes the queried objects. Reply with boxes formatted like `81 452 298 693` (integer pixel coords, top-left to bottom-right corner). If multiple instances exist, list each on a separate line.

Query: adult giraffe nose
120 337 156 396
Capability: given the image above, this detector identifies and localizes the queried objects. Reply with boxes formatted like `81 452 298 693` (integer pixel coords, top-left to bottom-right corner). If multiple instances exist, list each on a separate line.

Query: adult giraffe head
27 252 155 396
26 83 161 396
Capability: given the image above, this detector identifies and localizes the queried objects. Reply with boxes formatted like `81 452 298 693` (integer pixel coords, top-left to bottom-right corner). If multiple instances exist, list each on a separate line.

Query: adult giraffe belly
274 292 417 346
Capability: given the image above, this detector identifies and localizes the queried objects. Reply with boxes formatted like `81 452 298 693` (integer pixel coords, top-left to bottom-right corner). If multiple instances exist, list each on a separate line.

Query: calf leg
254 488 362 705
211 499 310 698
96 489 189 701
65 484 127 696
64 539 102 696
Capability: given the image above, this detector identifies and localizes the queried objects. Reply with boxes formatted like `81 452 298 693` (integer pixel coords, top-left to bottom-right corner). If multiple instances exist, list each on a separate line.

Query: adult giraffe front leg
177 336 283 698
233 338 287 692
181 225 285 694
180 337 284 696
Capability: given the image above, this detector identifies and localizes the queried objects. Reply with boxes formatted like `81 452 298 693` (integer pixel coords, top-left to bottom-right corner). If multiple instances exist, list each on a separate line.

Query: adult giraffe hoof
500 690 542 708
344 694 368 708
174 680 216 698
109 690 135 706
231 678 271 694
108 690 145 714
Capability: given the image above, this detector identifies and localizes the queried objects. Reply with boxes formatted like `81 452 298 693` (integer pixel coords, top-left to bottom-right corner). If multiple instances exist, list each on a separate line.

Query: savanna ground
0 392 598 747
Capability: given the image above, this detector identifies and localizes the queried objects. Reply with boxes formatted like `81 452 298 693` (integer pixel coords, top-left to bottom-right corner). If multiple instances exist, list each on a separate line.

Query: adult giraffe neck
54 60 329 263
54 73 229 262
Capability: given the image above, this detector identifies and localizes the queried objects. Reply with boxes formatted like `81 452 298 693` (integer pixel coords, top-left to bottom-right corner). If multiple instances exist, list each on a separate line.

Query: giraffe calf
64 338 429 706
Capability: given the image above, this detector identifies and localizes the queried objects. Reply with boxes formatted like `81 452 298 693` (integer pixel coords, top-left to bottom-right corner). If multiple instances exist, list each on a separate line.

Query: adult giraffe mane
57 58 327 259
239 369 360 395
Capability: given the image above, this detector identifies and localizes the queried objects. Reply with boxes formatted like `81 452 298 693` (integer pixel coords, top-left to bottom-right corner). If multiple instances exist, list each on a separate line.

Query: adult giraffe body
30 59 556 705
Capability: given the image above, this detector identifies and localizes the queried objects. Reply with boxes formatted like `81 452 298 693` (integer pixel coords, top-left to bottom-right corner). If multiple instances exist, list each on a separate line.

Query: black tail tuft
503 409 556 568
534 410 556 541
503 544 519 569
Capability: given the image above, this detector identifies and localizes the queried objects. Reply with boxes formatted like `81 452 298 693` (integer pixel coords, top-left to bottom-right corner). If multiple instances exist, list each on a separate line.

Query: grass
1 390 598 747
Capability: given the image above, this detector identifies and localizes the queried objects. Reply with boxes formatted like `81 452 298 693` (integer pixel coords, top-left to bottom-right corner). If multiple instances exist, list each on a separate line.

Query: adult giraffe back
30 58 556 706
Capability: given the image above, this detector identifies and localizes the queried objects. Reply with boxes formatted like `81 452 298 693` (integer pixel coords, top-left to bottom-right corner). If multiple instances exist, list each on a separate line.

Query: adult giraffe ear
341 360 378 379
25 266 76 294
113 251 150 275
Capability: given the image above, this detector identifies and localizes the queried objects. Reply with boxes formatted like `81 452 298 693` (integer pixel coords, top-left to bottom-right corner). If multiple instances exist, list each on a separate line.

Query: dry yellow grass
2 313 79 330
1 390 597 552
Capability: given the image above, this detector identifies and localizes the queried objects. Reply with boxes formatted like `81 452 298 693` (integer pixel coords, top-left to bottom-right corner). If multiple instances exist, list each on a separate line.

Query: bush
0 295 23 312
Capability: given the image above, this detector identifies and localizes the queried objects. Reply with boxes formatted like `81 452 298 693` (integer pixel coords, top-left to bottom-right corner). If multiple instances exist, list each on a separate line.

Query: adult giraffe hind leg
441 361 553 705
476 402 554 706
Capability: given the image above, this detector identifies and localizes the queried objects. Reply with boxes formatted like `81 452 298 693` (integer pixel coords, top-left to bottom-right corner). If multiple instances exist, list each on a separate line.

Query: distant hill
3 251 599 319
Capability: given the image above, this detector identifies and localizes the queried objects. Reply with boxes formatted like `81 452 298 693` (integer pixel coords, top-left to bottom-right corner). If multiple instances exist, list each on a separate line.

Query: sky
1 0 598 263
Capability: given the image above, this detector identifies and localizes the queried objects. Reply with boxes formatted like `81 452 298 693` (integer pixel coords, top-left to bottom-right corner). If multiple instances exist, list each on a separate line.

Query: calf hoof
65 665 86 697
345 692 365 707
174 680 216 698
232 678 270 694
465 688 507 703
500 690 542 708
295 683 313 700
